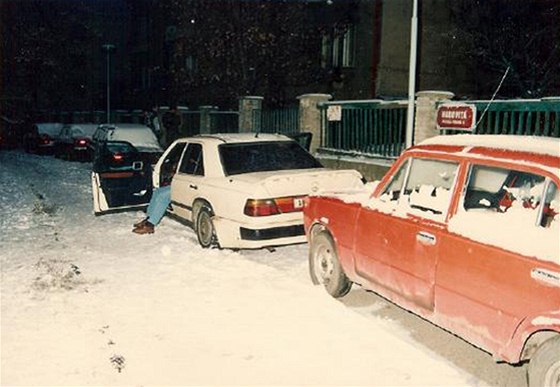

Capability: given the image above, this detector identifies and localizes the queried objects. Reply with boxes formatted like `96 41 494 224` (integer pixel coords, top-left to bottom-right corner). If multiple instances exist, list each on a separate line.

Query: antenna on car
475 66 510 130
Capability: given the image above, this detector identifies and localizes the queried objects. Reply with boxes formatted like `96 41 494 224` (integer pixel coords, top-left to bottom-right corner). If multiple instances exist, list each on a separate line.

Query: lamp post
405 0 418 148
102 43 115 123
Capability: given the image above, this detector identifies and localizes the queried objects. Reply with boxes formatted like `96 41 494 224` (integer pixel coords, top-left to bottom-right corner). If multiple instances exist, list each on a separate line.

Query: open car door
91 141 153 215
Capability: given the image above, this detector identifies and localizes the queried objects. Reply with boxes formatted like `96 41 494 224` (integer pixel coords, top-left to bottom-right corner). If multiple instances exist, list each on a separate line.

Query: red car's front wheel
309 231 352 298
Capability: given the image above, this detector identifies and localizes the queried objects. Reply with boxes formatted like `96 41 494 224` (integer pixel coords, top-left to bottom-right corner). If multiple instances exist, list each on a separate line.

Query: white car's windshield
220 141 323 176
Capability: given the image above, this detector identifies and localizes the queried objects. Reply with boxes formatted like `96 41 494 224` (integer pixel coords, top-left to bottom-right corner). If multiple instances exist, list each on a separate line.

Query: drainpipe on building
405 0 418 148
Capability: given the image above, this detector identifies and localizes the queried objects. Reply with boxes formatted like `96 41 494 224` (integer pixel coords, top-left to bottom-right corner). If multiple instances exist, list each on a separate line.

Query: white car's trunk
228 168 364 198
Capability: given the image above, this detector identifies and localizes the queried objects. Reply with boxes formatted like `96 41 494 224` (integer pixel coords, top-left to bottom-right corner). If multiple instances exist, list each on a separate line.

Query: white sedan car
154 133 364 249
91 133 364 249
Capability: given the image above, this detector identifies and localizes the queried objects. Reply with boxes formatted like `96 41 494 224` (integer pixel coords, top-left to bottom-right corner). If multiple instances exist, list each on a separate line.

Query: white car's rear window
219 141 322 176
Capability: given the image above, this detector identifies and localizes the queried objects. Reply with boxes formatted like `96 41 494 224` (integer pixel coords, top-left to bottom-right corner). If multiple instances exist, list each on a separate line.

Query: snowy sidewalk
1 151 480 386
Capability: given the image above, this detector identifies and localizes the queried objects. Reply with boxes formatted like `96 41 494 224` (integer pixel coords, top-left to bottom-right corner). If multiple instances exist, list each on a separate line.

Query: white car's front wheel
196 206 217 248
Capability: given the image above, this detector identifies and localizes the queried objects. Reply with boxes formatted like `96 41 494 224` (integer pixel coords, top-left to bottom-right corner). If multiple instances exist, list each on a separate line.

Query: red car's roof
412 135 560 172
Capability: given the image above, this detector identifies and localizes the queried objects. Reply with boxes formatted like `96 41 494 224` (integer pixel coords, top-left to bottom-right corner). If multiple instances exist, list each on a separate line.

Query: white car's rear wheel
309 231 352 298
196 206 217 248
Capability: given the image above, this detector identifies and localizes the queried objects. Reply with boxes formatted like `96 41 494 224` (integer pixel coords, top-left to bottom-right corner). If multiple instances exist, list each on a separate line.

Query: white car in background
92 132 365 249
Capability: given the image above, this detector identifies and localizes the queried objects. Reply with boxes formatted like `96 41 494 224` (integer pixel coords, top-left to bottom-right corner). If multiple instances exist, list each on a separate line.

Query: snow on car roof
419 134 560 158
35 122 64 136
104 124 162 151
193 133 291 144
69 124 99 136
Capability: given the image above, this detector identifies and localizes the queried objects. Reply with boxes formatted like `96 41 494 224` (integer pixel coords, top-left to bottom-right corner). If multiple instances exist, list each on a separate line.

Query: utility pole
406 0 418 148
102 44 115 123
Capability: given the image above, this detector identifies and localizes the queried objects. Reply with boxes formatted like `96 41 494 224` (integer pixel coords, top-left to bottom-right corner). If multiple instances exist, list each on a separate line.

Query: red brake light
244 196 307 217
112 153 124 161
244 199 280 216
75 139 88 146
40 134 51 144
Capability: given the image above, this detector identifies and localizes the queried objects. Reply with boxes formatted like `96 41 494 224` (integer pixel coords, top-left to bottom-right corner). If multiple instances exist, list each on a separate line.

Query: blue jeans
147 185 171 226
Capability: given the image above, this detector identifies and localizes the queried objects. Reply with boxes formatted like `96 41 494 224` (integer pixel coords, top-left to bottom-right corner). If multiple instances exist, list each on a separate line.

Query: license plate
293 197 305 209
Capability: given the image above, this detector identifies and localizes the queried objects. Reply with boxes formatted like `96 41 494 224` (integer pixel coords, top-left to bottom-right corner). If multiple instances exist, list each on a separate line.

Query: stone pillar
199 105 217 134
238 96 263 133
414 90 455 144
297 93 332 154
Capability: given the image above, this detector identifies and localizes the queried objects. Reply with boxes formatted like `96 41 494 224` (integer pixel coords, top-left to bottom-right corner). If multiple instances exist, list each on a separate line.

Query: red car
304 135 559 386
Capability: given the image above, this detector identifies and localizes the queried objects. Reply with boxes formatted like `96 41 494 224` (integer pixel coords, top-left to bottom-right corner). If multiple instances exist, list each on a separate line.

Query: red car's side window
450 164 558 263
379 157 459 218
462 165 545 215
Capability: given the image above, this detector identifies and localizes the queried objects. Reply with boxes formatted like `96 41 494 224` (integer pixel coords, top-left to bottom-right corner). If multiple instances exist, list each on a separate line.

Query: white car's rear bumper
213 216 306 249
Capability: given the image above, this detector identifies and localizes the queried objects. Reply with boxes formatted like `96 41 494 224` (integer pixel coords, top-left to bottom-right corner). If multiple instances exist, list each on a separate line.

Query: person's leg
146 185 171 226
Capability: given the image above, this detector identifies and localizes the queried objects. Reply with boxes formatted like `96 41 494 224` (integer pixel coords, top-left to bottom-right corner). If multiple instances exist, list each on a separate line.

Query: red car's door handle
416 231 437 246
531 268 560 288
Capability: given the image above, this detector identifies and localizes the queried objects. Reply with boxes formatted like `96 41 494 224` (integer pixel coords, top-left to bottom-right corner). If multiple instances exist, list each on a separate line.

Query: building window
185 55 198 78
142 67 150 90
321 25 355 69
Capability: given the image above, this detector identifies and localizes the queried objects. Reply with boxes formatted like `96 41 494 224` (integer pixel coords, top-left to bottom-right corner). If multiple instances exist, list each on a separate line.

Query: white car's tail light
244 196 307 217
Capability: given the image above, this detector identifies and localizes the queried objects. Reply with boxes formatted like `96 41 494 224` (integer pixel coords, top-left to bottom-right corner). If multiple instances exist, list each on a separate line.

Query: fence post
297 93 332 154
199 106 217 134
238 96 263 133
414 90 454 144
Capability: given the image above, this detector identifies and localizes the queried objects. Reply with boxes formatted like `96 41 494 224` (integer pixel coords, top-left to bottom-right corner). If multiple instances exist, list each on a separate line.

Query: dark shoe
133 217 149 228
132 221 155 235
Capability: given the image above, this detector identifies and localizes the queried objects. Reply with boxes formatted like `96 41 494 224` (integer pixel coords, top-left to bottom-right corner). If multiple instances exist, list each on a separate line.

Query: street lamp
102 43 115 123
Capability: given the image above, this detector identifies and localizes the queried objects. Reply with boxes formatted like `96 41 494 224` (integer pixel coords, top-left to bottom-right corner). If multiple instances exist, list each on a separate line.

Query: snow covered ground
1 150 483 386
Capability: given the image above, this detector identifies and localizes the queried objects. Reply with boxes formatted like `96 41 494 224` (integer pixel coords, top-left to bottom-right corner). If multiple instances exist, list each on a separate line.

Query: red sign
436 104 476 131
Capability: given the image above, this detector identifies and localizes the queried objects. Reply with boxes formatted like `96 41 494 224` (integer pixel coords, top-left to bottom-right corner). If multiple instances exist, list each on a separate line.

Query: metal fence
253 107 299 134
210 111 239 133
470 98 560 137
180 111 201 137
319 100 408 159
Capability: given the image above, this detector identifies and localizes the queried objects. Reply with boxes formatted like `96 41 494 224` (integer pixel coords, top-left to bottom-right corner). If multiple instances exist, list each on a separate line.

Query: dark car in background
55 123 99 161
0 116 20 149
91 124 163 165
23 123 64 154
91 140 154 214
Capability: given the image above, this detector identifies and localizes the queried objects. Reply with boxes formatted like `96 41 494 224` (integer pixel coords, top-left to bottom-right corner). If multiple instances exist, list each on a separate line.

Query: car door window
450 165 557 263
462 165 545 215
404 158 458 216
178 143 204 176
378 157 458 219
380 158 410 201
160 143 186 185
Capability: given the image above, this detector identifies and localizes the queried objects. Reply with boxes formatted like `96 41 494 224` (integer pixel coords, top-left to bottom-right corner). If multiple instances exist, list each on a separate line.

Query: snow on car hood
228 168 364 197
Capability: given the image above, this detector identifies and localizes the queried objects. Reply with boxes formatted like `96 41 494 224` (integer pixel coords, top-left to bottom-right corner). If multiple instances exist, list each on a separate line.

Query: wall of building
376 0 412 97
